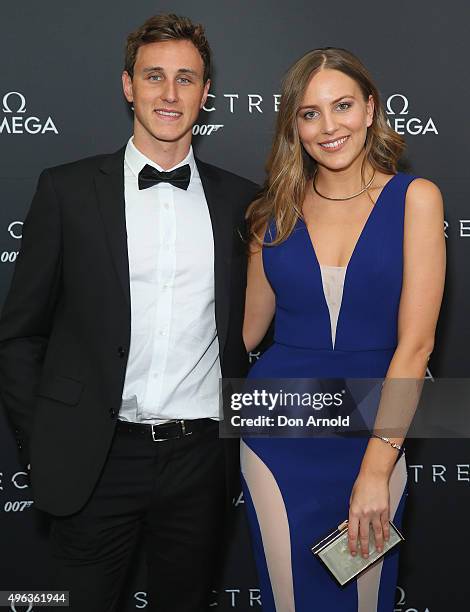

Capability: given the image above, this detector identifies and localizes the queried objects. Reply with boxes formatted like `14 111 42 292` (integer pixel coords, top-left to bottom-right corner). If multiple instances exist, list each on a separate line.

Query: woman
241 48 445 612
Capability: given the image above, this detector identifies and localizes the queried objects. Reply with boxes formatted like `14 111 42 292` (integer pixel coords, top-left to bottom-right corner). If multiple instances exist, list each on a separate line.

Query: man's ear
122 71 134 104
200 78 211 109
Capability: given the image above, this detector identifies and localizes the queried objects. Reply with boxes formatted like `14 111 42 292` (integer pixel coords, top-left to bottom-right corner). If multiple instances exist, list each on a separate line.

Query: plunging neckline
303 173 398 270
301 173 399 350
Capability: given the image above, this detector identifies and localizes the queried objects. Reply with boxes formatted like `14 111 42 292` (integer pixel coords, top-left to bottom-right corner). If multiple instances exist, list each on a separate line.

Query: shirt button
164 203 169 209
163 283 170 289
160 330 167 336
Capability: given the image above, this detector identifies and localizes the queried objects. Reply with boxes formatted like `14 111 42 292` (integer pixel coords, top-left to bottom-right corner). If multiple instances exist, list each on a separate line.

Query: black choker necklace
312 170 376 201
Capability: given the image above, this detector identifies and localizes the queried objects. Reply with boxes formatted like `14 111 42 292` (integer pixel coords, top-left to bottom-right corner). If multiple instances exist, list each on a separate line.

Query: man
0 13 258 612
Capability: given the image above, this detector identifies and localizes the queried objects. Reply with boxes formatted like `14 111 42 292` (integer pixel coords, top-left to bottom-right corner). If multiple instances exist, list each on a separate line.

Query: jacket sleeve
0 168 62 466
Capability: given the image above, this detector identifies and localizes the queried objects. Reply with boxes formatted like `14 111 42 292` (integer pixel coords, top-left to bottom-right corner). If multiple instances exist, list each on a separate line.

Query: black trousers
47 419 226 611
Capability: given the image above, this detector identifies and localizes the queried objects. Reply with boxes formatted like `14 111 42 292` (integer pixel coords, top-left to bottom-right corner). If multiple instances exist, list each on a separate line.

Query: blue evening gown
241 173 416 611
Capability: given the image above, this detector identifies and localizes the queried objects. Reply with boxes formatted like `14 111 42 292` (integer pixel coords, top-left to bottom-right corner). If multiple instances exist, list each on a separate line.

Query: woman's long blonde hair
246 48 406 247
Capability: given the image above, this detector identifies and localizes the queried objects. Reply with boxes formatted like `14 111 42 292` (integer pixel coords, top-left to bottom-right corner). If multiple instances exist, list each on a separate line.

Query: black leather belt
116 418 217 441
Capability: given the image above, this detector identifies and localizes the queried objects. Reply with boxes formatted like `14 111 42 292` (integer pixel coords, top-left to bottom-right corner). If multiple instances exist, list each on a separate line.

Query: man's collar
124 136 197 179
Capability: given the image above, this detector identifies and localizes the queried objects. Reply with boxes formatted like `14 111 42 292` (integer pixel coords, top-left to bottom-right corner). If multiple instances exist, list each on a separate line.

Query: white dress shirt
119 137 221 423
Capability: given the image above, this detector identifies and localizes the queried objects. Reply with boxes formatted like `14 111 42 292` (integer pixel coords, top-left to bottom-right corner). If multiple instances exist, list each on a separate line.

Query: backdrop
1 1 469 610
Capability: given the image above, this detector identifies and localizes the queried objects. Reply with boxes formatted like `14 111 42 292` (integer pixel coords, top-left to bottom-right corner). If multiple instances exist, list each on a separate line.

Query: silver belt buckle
150 419 192 442
151 423 168 442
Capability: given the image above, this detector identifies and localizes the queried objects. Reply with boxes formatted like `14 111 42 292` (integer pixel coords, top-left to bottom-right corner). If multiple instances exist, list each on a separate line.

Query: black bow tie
138 163 191 191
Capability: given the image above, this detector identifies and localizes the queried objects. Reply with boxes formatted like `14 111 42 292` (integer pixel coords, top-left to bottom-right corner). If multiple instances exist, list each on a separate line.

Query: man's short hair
125 13 212 83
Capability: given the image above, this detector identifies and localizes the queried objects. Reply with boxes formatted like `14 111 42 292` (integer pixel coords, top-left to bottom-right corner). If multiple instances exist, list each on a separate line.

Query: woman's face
296 68 374 172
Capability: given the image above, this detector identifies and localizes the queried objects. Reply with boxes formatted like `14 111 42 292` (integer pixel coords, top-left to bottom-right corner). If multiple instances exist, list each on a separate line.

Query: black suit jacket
0 146 259 516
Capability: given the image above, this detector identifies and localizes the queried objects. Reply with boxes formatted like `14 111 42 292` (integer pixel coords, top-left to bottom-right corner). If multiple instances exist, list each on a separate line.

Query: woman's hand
347 469 390 558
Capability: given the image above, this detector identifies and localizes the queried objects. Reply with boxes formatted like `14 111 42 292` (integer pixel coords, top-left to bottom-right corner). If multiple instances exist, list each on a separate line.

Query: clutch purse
310 519 404 586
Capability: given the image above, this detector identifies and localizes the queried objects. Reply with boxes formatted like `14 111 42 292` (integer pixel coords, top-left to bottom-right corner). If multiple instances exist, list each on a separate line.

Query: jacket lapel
94 146 130 307
197 159 233 357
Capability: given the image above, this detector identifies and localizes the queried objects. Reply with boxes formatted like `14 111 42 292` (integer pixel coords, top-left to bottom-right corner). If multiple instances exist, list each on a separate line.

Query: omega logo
2 91 27 114
386 94 438 136
386 94 410 116
395 586 431 611
1 91 58 135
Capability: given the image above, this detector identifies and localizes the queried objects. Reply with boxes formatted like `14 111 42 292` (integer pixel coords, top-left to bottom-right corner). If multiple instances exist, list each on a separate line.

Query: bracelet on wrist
371 434 404 453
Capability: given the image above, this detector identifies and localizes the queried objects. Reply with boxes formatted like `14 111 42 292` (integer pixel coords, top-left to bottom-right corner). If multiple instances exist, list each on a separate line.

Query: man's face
122 39 210 148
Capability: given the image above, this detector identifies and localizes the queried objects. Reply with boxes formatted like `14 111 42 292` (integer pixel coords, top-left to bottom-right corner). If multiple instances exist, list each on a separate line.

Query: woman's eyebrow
298 95 356 111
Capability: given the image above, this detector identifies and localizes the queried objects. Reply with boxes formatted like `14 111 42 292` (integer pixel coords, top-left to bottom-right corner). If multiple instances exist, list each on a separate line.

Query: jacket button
117 346 126 358
109 408 116 418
